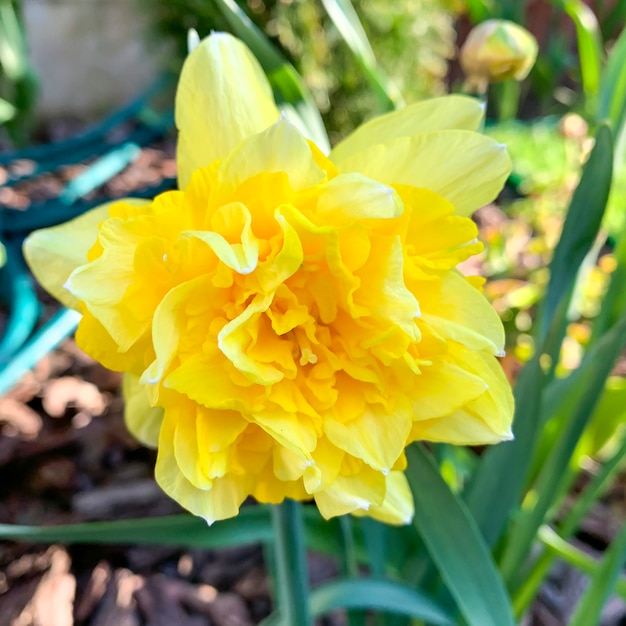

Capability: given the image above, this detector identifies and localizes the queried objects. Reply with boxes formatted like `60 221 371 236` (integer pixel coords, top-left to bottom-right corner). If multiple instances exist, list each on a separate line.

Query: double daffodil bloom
24 33 514 524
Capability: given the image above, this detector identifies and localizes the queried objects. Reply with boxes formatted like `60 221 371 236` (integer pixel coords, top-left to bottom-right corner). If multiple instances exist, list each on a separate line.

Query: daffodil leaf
0 506 342 555
406 444 515 626
569 524 626 626
598 21 626 133
536 123 613 346
463 123 614 550
319 0 401 111
310 578 455 625
499 311 626 585
563 0 603 101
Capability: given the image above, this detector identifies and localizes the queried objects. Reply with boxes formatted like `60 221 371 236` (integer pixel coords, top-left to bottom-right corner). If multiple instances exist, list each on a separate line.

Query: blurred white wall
23 0 163 119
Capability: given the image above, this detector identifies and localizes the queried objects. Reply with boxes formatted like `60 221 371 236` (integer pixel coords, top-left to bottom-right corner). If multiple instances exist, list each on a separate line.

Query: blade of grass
210 0 330 153
569 524 626 626
319 0 402 111
407 445 515 626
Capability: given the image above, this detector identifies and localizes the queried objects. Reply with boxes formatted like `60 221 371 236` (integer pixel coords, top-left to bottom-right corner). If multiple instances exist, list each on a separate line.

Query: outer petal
420 271 505 356
155 411 248 524
122 373 163 447
410 348 514 444
23 200 147 309
324 404 412 474
176 32 280 189
314 462 387 519
330 95 485 164
334 130 511 216
353 471 414 525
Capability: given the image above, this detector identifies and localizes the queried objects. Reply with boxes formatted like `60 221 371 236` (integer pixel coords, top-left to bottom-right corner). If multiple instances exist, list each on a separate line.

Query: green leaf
563 0 604 103
406 445 515 626
598 26 626 133
310 578 455 625
210 0 330 153
536 123 613 346
499 311 626 583
459 123 615 545
591 212 626 344
271 501 312 626
463 0 495 23
569 524 626 626
319 0 402 112
0 506 342 555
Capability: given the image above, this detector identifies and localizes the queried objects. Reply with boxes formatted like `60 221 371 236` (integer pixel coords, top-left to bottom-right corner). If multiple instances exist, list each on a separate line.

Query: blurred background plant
0 0 37 145
1 1 626 625
142 0 457 142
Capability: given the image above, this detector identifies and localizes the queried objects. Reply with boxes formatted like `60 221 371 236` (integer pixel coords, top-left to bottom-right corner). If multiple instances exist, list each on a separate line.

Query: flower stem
271 499 312 626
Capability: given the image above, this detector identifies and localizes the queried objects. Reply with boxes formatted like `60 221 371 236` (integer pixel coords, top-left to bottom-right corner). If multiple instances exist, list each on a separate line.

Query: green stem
271 500 313 626
495 80 521 121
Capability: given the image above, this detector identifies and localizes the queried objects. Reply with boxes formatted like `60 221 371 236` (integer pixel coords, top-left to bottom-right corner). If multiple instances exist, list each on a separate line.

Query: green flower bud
460 19 538 88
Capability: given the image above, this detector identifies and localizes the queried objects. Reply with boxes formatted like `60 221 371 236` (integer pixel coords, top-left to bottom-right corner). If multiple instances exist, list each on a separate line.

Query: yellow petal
182 202 259 274
23 201 146 309
324 402 412 474
353 471 414 525
421 271 505 355
216 117 326 197
410 348 514 445
334 130 511 216
143 275 209 387
409 359 489 421
314 462 386 519
122 373 163 447
155 411 248 524
317 173 404 222
411 407 511 445
331 95 485 164
176 32 280 189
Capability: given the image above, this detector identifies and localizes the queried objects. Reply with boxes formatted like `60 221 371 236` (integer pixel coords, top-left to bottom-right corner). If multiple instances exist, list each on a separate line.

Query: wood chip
90 569 142 626
43 377 108 418
74 561 112 621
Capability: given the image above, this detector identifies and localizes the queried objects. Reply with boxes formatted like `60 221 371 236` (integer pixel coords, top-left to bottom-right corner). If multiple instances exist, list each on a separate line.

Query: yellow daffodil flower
24 33 514 525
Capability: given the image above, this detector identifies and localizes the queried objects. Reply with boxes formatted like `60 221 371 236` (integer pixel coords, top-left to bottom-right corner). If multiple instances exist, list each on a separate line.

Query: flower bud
460 19 538 88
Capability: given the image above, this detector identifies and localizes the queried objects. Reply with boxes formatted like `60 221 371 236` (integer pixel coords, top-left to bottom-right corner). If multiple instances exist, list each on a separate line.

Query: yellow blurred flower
24 33 514 524
460 19 538 91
